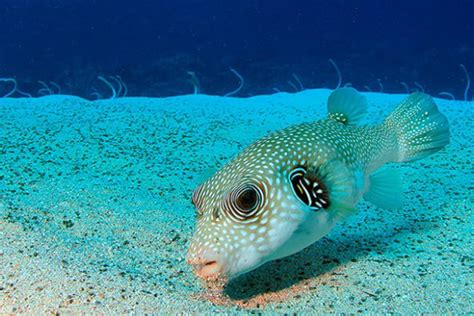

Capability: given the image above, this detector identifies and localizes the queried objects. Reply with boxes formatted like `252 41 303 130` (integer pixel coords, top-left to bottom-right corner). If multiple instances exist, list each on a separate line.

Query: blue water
0 1 473 314
0 0 473 99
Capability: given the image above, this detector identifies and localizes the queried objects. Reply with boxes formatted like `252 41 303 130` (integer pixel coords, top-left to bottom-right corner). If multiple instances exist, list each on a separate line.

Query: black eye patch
289 166 330 210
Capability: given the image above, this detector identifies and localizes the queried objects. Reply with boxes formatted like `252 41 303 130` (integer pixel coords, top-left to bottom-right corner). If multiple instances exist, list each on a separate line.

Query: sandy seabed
0 90 472 314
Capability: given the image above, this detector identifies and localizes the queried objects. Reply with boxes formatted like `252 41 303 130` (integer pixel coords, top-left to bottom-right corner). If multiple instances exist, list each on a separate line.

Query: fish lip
195 265 229 283
188 258 229 282
195 262 220 279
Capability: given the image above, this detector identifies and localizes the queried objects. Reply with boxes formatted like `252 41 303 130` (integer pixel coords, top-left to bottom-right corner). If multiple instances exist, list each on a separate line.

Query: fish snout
186 247 226 281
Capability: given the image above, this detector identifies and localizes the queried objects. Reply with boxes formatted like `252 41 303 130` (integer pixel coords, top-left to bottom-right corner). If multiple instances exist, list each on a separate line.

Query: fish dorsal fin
363 168 404 210
327 88 368 125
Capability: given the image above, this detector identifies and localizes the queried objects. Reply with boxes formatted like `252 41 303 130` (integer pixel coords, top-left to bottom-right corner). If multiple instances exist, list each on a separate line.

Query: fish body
187 88 450 280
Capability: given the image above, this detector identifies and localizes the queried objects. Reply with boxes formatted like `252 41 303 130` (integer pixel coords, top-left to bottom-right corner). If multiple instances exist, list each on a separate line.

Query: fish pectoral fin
363 168 404 210
327 87 368 125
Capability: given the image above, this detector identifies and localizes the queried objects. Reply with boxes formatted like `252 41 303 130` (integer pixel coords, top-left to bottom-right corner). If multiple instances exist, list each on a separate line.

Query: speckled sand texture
0 90 472 314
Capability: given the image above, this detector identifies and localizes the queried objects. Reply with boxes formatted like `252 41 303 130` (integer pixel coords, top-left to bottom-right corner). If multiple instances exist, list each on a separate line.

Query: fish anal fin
363 168 404 210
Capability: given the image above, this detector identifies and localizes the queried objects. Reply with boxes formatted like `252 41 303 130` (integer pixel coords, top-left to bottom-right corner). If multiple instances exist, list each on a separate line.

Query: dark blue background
0 0 473 99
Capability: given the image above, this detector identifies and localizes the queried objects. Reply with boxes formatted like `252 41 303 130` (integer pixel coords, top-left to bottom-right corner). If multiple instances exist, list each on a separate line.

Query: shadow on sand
223 212 435 301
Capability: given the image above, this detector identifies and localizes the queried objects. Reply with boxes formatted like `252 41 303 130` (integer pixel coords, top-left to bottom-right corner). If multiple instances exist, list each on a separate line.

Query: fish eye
236 187 258 211
224 183 264 221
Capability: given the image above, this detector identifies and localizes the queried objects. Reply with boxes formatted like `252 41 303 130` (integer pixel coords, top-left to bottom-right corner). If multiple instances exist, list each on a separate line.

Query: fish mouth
188 259 228 283
196 261 219 277
187 244 228 282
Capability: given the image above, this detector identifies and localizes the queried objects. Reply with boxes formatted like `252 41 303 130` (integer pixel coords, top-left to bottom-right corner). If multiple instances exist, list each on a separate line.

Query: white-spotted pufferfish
187 88 450 281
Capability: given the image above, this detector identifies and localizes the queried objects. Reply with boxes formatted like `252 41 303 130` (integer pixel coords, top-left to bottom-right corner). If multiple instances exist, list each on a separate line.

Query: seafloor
0 90 472 314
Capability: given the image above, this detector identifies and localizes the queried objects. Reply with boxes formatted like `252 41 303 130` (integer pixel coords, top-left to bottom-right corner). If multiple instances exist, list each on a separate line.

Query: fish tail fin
384 92 450 162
